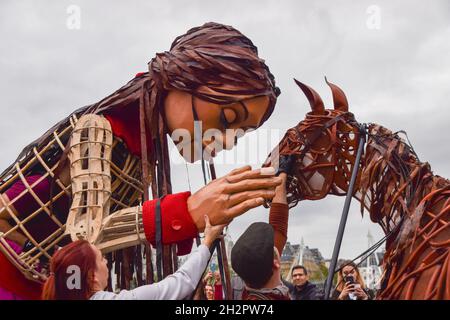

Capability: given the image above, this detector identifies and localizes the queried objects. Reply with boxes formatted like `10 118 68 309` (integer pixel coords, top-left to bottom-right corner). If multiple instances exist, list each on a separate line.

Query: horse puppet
265 78 449 300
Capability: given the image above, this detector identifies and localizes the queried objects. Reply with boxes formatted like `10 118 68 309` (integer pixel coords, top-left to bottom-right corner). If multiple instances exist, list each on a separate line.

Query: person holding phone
332 260 375 300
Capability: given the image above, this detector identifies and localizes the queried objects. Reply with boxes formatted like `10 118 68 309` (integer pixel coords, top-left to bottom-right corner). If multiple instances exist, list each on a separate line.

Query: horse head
265 78 363 207
266 78 434 231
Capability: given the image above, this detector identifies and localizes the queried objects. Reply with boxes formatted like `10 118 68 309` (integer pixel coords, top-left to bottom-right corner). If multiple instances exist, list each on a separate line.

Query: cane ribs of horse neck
265 79 450 300
362 125 449 300
67 114 146 253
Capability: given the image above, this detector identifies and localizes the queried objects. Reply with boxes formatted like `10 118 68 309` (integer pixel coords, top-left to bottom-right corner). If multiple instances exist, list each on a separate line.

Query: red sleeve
142 192 198 256
269 203 289 255
0 249 42 300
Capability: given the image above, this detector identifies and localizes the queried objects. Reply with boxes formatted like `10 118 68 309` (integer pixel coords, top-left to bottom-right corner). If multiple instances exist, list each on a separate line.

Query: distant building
281 241 300 262
281 238 327 284
309 248 325 265
358 231 384 290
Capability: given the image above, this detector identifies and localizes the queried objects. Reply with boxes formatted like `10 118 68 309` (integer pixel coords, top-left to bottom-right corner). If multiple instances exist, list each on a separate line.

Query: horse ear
294 79 325 114
325 77 348 112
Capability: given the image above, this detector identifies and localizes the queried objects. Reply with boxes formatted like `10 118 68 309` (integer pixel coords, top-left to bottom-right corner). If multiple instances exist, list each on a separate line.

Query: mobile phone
344 275 355 285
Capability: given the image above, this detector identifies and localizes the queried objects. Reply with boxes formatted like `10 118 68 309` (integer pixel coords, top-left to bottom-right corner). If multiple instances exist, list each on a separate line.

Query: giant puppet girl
0 22 282 299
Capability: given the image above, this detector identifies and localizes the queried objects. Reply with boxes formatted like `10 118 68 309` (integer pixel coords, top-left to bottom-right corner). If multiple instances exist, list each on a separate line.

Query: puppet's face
164 90 269 163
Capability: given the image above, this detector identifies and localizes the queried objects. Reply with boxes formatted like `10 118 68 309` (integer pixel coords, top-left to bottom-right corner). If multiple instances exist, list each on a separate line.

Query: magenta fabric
4 238 22 254
4 174 70 243
5 175 54 218
0 239 25 300
0 286 25 300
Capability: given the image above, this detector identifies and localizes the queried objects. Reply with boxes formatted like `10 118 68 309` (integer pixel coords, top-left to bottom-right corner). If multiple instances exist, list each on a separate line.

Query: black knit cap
231 222 274 288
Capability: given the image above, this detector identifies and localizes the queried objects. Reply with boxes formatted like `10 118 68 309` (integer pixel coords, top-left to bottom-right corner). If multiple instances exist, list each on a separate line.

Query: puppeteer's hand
338 282 353 300
202 215 227 248
203 271 213 284
272 173 287 204
188 165 282 231
353 286 369 300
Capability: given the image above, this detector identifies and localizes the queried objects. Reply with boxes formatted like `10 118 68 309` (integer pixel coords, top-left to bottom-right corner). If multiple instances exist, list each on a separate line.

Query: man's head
291 265 309 287
231 222 281 289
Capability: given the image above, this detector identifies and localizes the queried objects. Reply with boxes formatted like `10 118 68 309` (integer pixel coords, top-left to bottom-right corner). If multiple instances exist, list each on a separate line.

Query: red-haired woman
42 215 225 300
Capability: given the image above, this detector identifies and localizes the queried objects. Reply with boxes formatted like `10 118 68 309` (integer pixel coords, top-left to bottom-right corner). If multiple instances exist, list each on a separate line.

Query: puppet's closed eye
220 108 238 128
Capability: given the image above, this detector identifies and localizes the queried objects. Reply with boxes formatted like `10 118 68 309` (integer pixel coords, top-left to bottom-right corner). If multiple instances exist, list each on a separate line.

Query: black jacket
283 280 322 300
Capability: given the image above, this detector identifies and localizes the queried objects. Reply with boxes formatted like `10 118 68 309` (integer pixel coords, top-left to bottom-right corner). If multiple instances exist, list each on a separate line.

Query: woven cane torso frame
0 114 144 283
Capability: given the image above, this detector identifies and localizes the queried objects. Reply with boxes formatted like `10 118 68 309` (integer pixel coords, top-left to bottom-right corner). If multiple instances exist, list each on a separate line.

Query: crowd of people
197 261 374 301
196 270 223 300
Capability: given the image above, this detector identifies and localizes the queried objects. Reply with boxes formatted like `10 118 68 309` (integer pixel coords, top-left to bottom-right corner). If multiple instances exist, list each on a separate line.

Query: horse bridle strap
292 113 350 159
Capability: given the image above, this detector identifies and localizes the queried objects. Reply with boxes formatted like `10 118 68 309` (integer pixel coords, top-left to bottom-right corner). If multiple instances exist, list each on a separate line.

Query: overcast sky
0 0 449 260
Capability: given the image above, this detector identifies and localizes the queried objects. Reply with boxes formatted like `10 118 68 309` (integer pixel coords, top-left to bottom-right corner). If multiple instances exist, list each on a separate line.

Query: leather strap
155 196 165 282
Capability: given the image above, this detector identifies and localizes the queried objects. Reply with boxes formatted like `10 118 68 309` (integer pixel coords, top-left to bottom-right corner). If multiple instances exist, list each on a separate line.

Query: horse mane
359 124 450 299
358 124 435 238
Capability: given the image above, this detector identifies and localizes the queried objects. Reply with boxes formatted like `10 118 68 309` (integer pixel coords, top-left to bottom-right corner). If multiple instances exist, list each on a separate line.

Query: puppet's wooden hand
187 165 282 231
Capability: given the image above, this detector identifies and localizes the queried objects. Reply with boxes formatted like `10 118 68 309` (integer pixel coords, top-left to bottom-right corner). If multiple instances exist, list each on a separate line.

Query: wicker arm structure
66 113 146 253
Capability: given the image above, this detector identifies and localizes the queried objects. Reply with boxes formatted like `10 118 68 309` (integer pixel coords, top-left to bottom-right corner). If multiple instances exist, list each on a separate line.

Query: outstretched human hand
188 166 282 231
202 215 227 248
